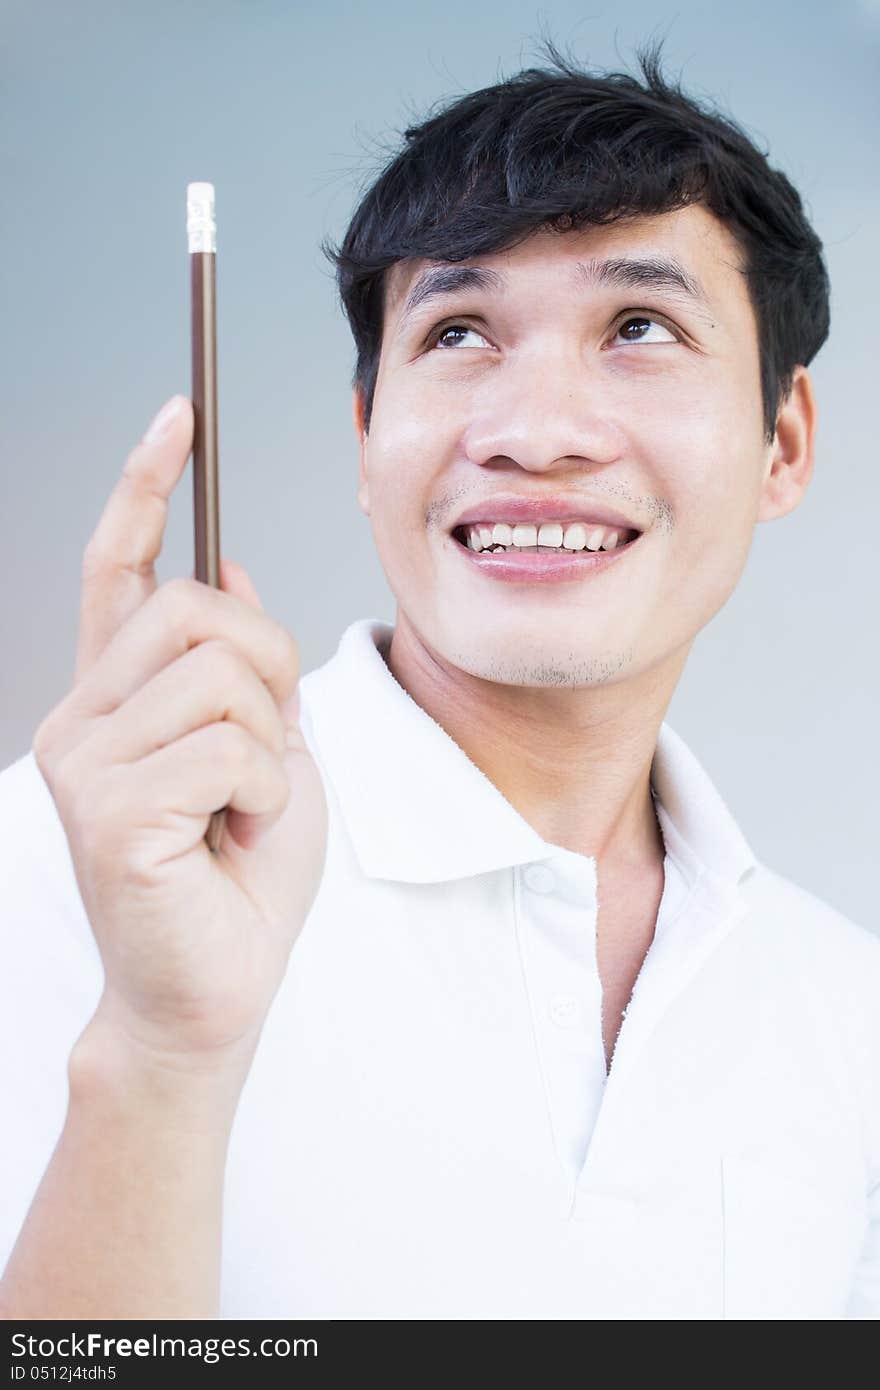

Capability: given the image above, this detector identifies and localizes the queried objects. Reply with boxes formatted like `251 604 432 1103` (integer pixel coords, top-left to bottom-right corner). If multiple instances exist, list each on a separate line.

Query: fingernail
144 395 183 443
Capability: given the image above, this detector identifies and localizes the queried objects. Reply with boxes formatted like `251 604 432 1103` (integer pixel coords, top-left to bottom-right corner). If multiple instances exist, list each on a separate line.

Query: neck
382 612 691 873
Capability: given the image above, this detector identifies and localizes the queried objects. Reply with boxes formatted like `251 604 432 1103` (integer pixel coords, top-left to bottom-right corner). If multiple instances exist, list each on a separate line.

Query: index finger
75 395 193 683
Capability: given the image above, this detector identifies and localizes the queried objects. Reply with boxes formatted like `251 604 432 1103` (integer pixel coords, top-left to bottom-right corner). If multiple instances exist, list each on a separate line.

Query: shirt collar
300 617 758 890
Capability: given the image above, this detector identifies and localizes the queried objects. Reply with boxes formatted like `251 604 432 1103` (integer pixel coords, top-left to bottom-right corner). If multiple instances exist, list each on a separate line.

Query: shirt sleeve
0 749 104 1277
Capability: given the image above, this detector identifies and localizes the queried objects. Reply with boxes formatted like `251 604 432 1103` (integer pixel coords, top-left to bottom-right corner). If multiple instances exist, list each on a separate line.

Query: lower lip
450 533 642 584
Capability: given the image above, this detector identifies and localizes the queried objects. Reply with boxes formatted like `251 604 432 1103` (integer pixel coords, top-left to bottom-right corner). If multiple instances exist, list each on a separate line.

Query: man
1 40 877 1320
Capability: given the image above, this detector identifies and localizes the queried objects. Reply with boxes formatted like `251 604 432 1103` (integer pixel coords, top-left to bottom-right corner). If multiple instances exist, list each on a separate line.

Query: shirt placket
513 851 607 1202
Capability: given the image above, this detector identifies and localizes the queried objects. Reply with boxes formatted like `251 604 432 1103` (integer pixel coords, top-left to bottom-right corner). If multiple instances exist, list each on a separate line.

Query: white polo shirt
1 616 878 1320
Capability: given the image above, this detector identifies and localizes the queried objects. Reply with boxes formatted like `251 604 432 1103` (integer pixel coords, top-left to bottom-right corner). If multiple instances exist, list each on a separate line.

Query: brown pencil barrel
190 247 225 853
191 250 220 589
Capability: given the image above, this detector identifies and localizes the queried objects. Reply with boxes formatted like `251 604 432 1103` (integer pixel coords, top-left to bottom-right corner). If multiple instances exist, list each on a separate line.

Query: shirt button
548 993 580 1028
524 864 555 894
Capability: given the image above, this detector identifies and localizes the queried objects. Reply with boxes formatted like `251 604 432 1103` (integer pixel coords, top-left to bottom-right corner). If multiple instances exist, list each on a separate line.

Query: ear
756 366 817 523
353 385 370 518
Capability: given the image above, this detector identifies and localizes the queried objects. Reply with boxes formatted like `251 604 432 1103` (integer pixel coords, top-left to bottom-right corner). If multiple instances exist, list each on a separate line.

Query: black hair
322 35 830 445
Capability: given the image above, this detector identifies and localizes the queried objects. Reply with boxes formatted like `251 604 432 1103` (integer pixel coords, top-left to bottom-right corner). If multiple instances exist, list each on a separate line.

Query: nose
461 349 626 474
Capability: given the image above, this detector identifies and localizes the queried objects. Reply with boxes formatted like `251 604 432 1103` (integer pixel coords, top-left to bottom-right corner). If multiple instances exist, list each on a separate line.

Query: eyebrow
394 254 713 335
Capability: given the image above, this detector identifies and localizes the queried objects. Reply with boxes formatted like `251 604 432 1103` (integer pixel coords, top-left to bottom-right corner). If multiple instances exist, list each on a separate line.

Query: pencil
186 181 226 853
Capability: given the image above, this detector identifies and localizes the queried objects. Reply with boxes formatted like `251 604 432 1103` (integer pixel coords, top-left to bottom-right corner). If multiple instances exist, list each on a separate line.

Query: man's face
355 205 802 692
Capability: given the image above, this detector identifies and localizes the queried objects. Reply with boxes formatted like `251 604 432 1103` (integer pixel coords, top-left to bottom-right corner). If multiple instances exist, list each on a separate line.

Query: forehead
384 204 747 319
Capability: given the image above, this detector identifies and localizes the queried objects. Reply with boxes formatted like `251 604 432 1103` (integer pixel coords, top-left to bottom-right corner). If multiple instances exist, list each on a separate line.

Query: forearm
0 1019 251 1320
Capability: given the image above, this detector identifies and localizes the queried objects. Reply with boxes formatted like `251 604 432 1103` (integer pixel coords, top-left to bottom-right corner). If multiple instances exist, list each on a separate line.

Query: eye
425 314 682 352
428 322 490 350
611 315 680 346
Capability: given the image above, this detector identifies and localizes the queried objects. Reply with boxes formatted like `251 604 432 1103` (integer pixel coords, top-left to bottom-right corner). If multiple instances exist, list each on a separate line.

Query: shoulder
742 860 879 972
741 862 880 1092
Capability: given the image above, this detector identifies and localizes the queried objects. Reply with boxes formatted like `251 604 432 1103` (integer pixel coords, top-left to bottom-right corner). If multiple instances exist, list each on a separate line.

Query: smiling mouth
450 525 641 555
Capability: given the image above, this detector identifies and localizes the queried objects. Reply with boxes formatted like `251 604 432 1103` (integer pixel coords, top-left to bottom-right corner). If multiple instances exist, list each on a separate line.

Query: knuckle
197 642 254 720
220 720 254 764
33 690 77 766
278 628 300 684
32 711 58 770
155 576 200 639
51 748 87 822
33 708 73 790
200 636 244 676
163 574 200 607
268 627 300 701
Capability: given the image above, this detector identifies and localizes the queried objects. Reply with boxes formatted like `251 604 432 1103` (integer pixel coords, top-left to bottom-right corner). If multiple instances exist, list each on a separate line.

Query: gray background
1 0 877 928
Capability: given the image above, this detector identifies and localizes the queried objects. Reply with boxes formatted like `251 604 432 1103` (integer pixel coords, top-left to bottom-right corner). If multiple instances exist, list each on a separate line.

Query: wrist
70 997 259 1124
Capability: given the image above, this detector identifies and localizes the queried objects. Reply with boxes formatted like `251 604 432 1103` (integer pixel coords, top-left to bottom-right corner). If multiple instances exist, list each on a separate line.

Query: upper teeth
463 522 626 552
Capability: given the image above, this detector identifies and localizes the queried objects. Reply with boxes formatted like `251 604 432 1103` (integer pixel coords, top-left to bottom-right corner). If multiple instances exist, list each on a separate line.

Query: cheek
371 370 460 443
366 406 449 504
359 438 431 573
650 396 761 591
664 471 759 626
365 388 462 544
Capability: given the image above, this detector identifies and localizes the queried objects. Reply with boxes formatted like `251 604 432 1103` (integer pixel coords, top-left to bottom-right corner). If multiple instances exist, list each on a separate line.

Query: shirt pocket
720 1147 868 1319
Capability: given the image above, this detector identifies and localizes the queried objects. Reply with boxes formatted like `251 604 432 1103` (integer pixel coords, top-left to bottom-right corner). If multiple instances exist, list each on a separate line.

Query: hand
32 396 328 1071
